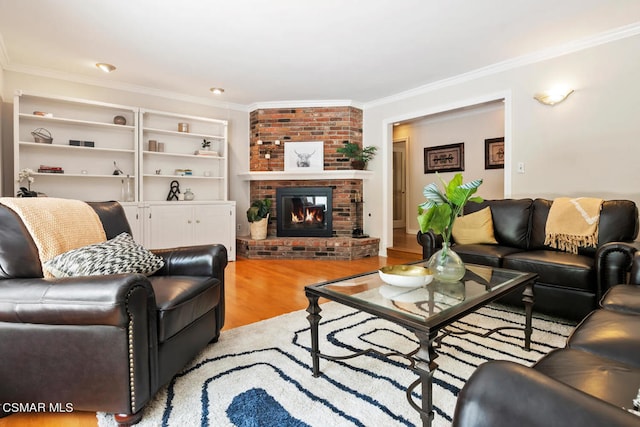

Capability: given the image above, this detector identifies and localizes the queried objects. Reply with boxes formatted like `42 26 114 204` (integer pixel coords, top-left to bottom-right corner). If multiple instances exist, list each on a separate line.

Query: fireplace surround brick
250 179 361 238
240 105 379 260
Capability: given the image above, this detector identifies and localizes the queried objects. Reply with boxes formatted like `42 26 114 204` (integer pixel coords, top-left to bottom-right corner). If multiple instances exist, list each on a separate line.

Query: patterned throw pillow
44 232 164 278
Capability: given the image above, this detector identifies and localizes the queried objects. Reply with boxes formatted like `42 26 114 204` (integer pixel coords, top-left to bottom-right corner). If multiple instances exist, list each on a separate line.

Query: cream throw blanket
544 197 604 254
0 197 107 278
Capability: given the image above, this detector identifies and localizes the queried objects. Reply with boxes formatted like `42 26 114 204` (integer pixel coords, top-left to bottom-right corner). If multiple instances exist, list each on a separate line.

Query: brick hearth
236 236 379 260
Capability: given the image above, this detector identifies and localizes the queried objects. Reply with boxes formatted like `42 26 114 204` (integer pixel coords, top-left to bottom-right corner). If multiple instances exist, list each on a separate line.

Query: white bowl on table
378 265 434 288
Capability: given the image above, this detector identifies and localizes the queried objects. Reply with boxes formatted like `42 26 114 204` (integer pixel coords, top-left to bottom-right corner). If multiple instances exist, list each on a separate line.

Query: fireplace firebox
276 187 333 237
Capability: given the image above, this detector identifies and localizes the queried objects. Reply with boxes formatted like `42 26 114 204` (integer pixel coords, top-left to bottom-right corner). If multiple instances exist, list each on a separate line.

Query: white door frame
380 90 512 257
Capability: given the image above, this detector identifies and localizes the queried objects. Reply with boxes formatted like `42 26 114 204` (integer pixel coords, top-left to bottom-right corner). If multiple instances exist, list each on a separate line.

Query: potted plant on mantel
336 142 378 170
246 198 272 240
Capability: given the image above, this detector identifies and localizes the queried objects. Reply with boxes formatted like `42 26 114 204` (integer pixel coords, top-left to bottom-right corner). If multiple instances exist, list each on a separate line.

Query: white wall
0 71 251 234
364 34 640 255
393 104 505 234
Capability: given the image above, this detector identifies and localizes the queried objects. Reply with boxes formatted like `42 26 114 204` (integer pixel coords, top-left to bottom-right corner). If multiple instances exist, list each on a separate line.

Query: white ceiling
1 0 640 108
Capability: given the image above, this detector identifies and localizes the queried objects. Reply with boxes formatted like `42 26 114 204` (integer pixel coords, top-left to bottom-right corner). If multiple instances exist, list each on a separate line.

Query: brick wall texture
249 106 363 172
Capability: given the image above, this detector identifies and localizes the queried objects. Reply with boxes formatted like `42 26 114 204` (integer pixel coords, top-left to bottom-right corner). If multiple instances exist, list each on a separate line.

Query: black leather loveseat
0 200 227 425
418 198 639 320
451 250 640 427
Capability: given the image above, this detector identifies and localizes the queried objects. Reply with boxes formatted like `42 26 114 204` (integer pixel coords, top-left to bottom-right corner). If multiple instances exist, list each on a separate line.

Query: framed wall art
484 137 505 169
284 141 324 171
424 143 464 174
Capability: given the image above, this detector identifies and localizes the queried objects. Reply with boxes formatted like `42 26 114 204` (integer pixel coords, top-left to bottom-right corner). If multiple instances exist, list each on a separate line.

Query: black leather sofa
417 198 639 320
0 200 227 425
451 251 640 427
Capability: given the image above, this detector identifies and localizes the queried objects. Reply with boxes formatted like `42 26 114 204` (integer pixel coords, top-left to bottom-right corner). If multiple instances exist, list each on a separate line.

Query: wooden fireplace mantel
239 170 374 181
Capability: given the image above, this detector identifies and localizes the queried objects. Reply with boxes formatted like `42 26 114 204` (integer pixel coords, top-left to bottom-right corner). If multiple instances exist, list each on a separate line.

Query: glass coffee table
304 262 537 427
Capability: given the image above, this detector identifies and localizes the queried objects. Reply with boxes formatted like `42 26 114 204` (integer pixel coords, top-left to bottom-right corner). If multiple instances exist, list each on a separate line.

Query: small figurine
167 180 180 201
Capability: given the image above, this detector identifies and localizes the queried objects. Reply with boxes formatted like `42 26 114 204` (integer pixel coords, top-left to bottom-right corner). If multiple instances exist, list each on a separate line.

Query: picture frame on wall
484 137 505 169
284 141 324 172
424 142 464 174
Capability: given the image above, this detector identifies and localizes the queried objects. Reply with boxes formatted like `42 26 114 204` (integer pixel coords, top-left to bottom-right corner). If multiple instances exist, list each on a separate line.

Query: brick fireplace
237 106 379 260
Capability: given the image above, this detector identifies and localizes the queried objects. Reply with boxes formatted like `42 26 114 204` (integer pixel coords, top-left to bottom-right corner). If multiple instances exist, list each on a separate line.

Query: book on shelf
38 165 64 173
194 150 220 156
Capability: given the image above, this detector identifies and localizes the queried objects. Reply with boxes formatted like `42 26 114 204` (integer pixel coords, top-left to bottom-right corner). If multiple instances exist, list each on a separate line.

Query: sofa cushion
503 250 594 292
149 275 221 342
601 285 640 314
464 199 532 249
567 309 640 369
44 232 164 278
455 245 524 267
452 207 498 245
533 348 640 408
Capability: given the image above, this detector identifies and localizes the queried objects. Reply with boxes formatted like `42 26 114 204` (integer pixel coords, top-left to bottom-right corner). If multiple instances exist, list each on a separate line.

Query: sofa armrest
152 244 228 280
452 360 639 427
416 231 443 260
0 274 155 326
596 241 640 298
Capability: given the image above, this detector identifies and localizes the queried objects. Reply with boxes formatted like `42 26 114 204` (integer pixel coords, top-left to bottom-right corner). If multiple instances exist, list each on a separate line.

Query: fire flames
291 207 324 224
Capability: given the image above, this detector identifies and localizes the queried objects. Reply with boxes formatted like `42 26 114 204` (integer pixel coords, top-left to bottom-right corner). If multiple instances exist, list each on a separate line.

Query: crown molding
3 22 639 113
2 62 248 112
365 22 640 109
248 99 364 112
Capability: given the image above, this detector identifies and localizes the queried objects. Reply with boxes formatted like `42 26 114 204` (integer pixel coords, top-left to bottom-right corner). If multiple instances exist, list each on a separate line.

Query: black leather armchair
0 201 227 425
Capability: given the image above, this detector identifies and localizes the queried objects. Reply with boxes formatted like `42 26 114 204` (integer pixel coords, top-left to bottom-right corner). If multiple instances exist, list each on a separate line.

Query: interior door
393 139 407 229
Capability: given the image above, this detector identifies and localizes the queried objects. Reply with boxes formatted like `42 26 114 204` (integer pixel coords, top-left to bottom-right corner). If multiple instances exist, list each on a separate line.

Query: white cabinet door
147 204 193 249
192 203 236 260
120 203 143 243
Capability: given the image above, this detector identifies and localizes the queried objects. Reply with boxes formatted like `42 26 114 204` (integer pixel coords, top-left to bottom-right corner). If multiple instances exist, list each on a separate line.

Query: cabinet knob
188 220 192 224
196 220 200 224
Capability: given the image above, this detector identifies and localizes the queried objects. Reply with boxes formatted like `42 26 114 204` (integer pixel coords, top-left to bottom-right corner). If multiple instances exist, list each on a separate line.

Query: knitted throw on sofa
544 197 604 254
0 197 106 278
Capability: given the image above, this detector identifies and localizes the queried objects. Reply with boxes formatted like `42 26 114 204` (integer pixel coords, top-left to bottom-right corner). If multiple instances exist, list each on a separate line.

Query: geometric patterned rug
97 302 574 427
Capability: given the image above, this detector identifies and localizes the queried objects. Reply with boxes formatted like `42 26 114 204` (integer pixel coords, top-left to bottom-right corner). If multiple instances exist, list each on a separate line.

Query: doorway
385 95 509 257
392 138 407 229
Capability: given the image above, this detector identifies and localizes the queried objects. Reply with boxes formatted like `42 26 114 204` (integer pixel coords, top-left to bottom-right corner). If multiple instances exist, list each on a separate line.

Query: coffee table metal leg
305 293 322 377
522 282 535 351
412 330 439 427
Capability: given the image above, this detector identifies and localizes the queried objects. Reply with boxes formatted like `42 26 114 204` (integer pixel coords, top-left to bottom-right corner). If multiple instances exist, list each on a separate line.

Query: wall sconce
534 87 574 106
96 63 116 73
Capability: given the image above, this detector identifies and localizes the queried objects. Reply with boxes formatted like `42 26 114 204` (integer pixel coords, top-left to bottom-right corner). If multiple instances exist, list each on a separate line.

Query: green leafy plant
246 198 272 222
417 173 483 243
336 142 377 169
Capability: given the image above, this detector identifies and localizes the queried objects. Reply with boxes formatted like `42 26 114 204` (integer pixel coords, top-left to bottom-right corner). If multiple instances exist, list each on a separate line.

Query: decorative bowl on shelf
378 265 433 288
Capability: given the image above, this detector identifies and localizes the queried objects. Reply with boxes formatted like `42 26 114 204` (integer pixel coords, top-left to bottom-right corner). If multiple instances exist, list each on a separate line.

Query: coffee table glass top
305 261 535 328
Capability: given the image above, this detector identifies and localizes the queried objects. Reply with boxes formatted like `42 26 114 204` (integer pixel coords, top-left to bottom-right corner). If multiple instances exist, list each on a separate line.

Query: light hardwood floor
0 252 421 427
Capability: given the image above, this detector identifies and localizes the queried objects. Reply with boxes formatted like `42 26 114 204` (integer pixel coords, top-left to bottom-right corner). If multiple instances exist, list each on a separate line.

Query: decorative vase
250 214 269 240
427 242 466 282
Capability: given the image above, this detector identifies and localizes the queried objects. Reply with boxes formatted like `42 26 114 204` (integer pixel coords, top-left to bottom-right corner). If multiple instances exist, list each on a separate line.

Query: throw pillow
44 232 165 278
452 207 498 245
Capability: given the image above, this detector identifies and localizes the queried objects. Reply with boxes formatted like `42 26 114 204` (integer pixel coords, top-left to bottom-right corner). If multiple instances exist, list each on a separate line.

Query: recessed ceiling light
96 63 116 73
210 88 225 95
